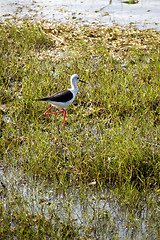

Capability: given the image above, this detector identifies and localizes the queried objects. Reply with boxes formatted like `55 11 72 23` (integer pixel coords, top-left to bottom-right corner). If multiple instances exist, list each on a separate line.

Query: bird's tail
35 97 49 101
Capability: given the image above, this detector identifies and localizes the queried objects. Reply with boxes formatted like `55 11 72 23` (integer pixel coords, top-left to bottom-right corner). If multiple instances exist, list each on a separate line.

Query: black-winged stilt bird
36 74 87 131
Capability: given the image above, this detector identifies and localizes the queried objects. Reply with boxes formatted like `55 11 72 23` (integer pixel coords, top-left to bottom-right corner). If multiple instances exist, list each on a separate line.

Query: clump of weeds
0 20 160 239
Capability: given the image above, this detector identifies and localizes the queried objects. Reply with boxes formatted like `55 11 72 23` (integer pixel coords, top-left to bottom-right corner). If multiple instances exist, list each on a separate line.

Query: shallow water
1 168 159 239
0 0 160 29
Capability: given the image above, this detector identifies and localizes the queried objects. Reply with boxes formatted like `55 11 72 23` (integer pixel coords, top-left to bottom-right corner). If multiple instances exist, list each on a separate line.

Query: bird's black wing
36 90 73 103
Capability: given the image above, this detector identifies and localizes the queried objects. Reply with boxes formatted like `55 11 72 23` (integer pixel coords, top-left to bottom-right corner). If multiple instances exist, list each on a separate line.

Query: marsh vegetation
0 20 160 239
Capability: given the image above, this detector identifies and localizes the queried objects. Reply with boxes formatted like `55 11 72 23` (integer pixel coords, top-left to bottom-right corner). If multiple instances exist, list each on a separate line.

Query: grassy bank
1 20 159 187
0 20 160 238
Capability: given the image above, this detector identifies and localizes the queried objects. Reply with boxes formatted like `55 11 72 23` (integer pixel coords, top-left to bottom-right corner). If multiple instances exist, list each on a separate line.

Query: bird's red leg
63 110 66 131
44 106 53 115
45 110 65 116
44 106 64 116
44 107 66 132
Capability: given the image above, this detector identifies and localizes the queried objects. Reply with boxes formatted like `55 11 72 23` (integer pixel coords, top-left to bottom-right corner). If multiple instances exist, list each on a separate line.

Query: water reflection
1 168 159 239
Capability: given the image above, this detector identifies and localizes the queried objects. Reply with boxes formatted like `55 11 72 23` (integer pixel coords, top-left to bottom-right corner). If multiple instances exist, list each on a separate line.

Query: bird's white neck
70 81 78 94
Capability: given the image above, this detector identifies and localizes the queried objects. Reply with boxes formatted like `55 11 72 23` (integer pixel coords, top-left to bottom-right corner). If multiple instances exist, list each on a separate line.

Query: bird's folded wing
36 90 73 103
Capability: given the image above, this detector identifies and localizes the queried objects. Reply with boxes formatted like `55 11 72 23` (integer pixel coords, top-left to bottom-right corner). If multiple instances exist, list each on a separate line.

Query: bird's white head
71 74 80 83
70 74 80 91
70 74 87 91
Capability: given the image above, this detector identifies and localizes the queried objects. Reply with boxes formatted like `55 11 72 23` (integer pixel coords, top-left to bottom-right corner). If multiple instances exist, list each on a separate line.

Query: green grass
1 21 159 187
0 20 160 239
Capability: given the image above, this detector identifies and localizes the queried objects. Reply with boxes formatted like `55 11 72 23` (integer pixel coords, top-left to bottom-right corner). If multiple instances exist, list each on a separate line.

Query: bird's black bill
79 79 88 84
